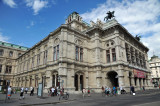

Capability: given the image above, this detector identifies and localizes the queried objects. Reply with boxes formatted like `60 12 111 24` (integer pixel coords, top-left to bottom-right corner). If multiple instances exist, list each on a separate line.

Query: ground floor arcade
10 64 153 93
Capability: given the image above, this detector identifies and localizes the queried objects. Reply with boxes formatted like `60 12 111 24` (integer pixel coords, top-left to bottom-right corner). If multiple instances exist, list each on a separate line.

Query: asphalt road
1 90 160 106
46 93 160 106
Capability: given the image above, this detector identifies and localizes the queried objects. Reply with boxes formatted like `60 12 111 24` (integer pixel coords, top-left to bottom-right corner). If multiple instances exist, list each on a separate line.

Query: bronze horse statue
104 11 115 22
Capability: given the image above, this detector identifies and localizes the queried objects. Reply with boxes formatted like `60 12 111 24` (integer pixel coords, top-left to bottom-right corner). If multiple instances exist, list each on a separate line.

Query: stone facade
0 41 28 86
149 55 160 87
1 12 153 93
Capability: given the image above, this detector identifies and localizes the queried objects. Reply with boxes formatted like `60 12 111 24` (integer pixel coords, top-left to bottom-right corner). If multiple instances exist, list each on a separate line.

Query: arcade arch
74 71 84 91
107 71 119 88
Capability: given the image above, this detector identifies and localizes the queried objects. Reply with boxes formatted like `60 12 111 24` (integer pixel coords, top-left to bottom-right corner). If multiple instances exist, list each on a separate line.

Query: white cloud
26 21 35 28
2 0 17 8
0 32 9 42
25 0 48 15
81 0 160 58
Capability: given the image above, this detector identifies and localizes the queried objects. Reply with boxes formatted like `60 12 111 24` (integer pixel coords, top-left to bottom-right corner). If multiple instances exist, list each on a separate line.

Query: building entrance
107 71 119 87
52 73 58 87
74 73 84 91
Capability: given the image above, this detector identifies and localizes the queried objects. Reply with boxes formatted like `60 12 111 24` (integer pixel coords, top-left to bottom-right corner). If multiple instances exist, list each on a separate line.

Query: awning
133 69 146 78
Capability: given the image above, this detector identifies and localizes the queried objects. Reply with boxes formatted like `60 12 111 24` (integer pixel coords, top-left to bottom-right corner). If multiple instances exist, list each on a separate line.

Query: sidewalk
0 89 160 106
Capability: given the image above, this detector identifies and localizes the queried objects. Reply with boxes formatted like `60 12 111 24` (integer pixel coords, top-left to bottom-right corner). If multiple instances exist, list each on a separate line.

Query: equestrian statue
104 11 115 22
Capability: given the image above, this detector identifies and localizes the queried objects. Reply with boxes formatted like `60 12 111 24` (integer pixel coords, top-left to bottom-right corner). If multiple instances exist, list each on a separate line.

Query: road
45 93 160 106
0 89 160 106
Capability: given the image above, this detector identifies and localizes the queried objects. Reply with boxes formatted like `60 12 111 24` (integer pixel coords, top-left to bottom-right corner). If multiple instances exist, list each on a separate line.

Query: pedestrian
159 85 160 89
62 87 64 93
130 85 135 95
25 87 28 94
51 87 55 96
7 86 12 99
19 86 24 100
88 88 90 97
106 87 110 96
82 88 86 98
54 87 57 96
113 86 116 96
30 86 34 96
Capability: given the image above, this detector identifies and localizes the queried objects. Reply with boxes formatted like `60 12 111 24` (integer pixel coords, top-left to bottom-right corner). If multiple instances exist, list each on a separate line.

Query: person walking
88 88 90 97
130 85 135 95
30 86 34 96
19 86 24 100
7 86 12 99
51 87 55 96
25 87 28 94
82 88 86 98
113 86 116 96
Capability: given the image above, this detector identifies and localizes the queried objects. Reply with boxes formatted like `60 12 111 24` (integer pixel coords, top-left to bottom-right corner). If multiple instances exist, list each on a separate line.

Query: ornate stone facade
0 41 28 86
1 12 153 93
149 55 160 87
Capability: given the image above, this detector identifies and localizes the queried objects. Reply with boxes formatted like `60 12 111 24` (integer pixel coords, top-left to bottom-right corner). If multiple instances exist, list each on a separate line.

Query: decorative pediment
105 39 115 47
54 38 60 44
75 39 83 45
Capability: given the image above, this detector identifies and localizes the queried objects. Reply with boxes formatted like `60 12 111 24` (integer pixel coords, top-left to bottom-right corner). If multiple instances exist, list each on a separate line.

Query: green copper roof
0 41 29 51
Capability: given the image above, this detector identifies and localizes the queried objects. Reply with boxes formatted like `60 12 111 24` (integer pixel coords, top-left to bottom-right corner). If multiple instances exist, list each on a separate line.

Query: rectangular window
57 45 59 59
53 47 57 61
9 51 13 57
53 45 59 61
0 49 4 56
37 54 40 66
106 50 110 63
112 48 116 62
5 65 12 74
23 62 25 71
32 57 34 68
75 46 83 61
27 60 29 71
43 50 48 64
0 64 2 73
80 48 83 61
75 46 79 61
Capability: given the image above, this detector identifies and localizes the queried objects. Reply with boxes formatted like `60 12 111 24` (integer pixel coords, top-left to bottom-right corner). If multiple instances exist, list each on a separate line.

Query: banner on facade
133 69 146 78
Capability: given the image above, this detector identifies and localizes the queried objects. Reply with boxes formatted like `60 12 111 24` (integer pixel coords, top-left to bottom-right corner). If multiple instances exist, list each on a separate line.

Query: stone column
46 71 52 89
32 75 36 88
137 78 140 88
26 76 30 87
78 74 80 91
85 70 89 89
117 70 125 87
131 77 135 86
66 68 75 91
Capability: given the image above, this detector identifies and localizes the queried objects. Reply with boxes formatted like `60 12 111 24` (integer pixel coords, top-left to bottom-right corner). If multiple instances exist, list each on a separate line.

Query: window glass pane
80 48 83 61
0 49 4 56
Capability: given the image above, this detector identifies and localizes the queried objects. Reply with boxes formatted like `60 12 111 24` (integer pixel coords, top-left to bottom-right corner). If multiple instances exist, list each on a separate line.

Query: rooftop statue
104 11 115 22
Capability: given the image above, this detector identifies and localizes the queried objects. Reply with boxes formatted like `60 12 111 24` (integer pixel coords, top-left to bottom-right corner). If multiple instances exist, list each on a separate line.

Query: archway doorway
107 71 119 87
74 74 78 91
52 72 58 87
74 72 84 91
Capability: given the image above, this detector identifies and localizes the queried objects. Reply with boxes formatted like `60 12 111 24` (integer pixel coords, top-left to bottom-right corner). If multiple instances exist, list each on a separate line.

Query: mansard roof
0 41 29 51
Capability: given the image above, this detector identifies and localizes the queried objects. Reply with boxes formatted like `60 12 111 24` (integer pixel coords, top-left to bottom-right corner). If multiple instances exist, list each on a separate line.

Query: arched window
0 49 4 56
9 51 13 57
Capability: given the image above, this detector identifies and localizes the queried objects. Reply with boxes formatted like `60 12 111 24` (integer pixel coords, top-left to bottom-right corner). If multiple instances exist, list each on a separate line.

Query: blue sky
0 0 160 58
